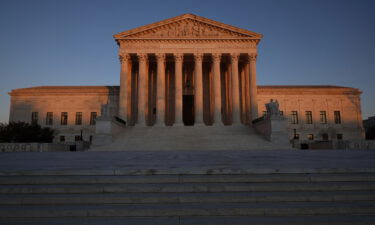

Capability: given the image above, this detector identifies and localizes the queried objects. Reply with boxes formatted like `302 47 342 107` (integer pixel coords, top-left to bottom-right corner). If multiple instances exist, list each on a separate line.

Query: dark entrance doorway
183 95 194 126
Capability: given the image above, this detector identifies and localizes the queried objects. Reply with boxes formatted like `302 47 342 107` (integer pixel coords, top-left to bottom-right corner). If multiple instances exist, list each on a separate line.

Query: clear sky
0 0 374 123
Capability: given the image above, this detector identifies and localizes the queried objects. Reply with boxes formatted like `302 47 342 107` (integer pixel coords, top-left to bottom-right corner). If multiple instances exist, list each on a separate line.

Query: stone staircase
0 172 375 224
90 125 291 151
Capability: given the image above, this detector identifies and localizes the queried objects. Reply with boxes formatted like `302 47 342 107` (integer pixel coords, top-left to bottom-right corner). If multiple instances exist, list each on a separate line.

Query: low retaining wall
336 140 375 150
293 140 375 150
0 143 70 152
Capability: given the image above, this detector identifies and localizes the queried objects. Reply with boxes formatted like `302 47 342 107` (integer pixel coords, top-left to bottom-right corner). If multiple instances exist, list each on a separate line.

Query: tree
0 122 54 143
366 126 375 140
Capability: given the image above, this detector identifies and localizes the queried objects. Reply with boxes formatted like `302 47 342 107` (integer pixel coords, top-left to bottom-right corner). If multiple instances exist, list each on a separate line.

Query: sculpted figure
265 99 280 116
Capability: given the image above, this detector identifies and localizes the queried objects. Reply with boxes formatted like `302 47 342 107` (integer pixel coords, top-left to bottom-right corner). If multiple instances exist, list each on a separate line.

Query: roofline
9 85 361 96
113 13 263 41
258 85 362 95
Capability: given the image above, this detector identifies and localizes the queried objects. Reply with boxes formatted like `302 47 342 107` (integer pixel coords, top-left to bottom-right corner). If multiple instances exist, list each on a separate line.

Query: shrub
0 122 54 143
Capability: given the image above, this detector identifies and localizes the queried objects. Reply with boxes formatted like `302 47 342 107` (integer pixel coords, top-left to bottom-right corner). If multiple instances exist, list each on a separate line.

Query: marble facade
7 14 365 146
114 14 261 127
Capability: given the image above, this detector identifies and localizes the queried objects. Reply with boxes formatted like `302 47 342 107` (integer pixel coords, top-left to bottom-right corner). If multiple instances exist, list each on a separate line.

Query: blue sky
0 0 374 122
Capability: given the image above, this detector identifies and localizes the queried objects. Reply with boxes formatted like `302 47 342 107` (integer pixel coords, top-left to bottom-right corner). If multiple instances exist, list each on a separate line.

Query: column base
154 123 167 127
135 123 148 127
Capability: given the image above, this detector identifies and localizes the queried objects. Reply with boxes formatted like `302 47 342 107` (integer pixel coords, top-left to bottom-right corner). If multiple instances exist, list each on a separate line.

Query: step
1 191 375 205
0 202 374 217
2 173 375 184
1 181 375 194
1 215 375 225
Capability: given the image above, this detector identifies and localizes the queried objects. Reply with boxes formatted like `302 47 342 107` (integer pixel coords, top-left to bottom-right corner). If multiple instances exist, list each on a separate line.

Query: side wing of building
8 86 119 143
258 85 365 141
8 85 364 143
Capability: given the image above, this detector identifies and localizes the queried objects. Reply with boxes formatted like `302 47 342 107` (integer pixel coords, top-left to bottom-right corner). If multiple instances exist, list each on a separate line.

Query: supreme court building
8 14 365 150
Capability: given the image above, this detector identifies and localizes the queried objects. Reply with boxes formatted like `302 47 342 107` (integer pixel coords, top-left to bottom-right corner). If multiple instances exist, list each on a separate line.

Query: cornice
258 85 362 95
119 39 258 44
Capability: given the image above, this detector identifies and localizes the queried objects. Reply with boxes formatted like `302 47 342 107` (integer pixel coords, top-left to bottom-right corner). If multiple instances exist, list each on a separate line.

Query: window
322 133 329 141
31 112 38 124
279 111 284 116
291 111 299 124
60 136 65 142
90 112 97 125
334 111 341 124
337 134 343 140
293 129 299 140
307 134 314 140
320 111 327 124
305 111 313 124
75 135 82 141
75 112 83 125
46 112 53 125
61 112 68 125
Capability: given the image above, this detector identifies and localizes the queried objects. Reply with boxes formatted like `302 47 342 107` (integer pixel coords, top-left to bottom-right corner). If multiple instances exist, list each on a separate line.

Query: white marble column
155 53 166 126
240 64 246 124
137 53 148 126
212 53 222 125
194 53 204 125
174 53 183 126
249 53 258 121
245 60 251 124
231 53 241 125
118 53 130 122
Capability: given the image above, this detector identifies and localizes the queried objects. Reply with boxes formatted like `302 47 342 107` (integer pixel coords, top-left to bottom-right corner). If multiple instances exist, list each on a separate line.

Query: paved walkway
1 150 375 175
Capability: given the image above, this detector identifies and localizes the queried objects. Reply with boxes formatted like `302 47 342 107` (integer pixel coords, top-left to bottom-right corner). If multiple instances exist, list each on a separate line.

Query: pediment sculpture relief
128 19 247 38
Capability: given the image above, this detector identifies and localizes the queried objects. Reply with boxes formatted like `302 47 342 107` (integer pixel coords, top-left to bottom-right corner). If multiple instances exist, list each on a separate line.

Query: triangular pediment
114 14 263 40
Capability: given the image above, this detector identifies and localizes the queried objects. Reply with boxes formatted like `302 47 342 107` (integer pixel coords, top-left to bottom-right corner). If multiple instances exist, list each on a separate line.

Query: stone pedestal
91 116 124 147
253 115 289 146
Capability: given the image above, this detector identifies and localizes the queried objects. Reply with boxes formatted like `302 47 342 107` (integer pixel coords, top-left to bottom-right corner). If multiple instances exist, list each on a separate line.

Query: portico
115 14 262 127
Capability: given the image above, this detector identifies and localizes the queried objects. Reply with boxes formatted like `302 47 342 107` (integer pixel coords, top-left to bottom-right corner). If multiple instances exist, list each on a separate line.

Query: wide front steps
0 173 375 224
90 125 290 151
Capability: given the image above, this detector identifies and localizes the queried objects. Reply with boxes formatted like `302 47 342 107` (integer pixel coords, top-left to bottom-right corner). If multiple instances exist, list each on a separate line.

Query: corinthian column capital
230 53 240 62
249 53 257 62
156 53 166 62
194 53 203 62
137 53 148 62
119 54 130 64
174 53 184 63
212 53 221 63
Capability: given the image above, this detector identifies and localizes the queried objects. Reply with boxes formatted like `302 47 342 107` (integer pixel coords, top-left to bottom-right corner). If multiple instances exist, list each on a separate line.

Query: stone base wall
292 140 375 150
0 142 92 152
0 143 70 152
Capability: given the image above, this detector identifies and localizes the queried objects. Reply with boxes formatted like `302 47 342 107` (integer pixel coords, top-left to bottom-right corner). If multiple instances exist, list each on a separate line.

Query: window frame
320 111 327 124
334 111 341 124
305 111 313 124
90 112 97 125
31 112 38 124
75 112 83 125
46 112 53 125
61 112 68 125
291 111 299 124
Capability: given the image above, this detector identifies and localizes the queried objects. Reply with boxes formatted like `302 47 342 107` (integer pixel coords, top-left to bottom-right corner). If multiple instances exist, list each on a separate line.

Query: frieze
119 41 256 52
